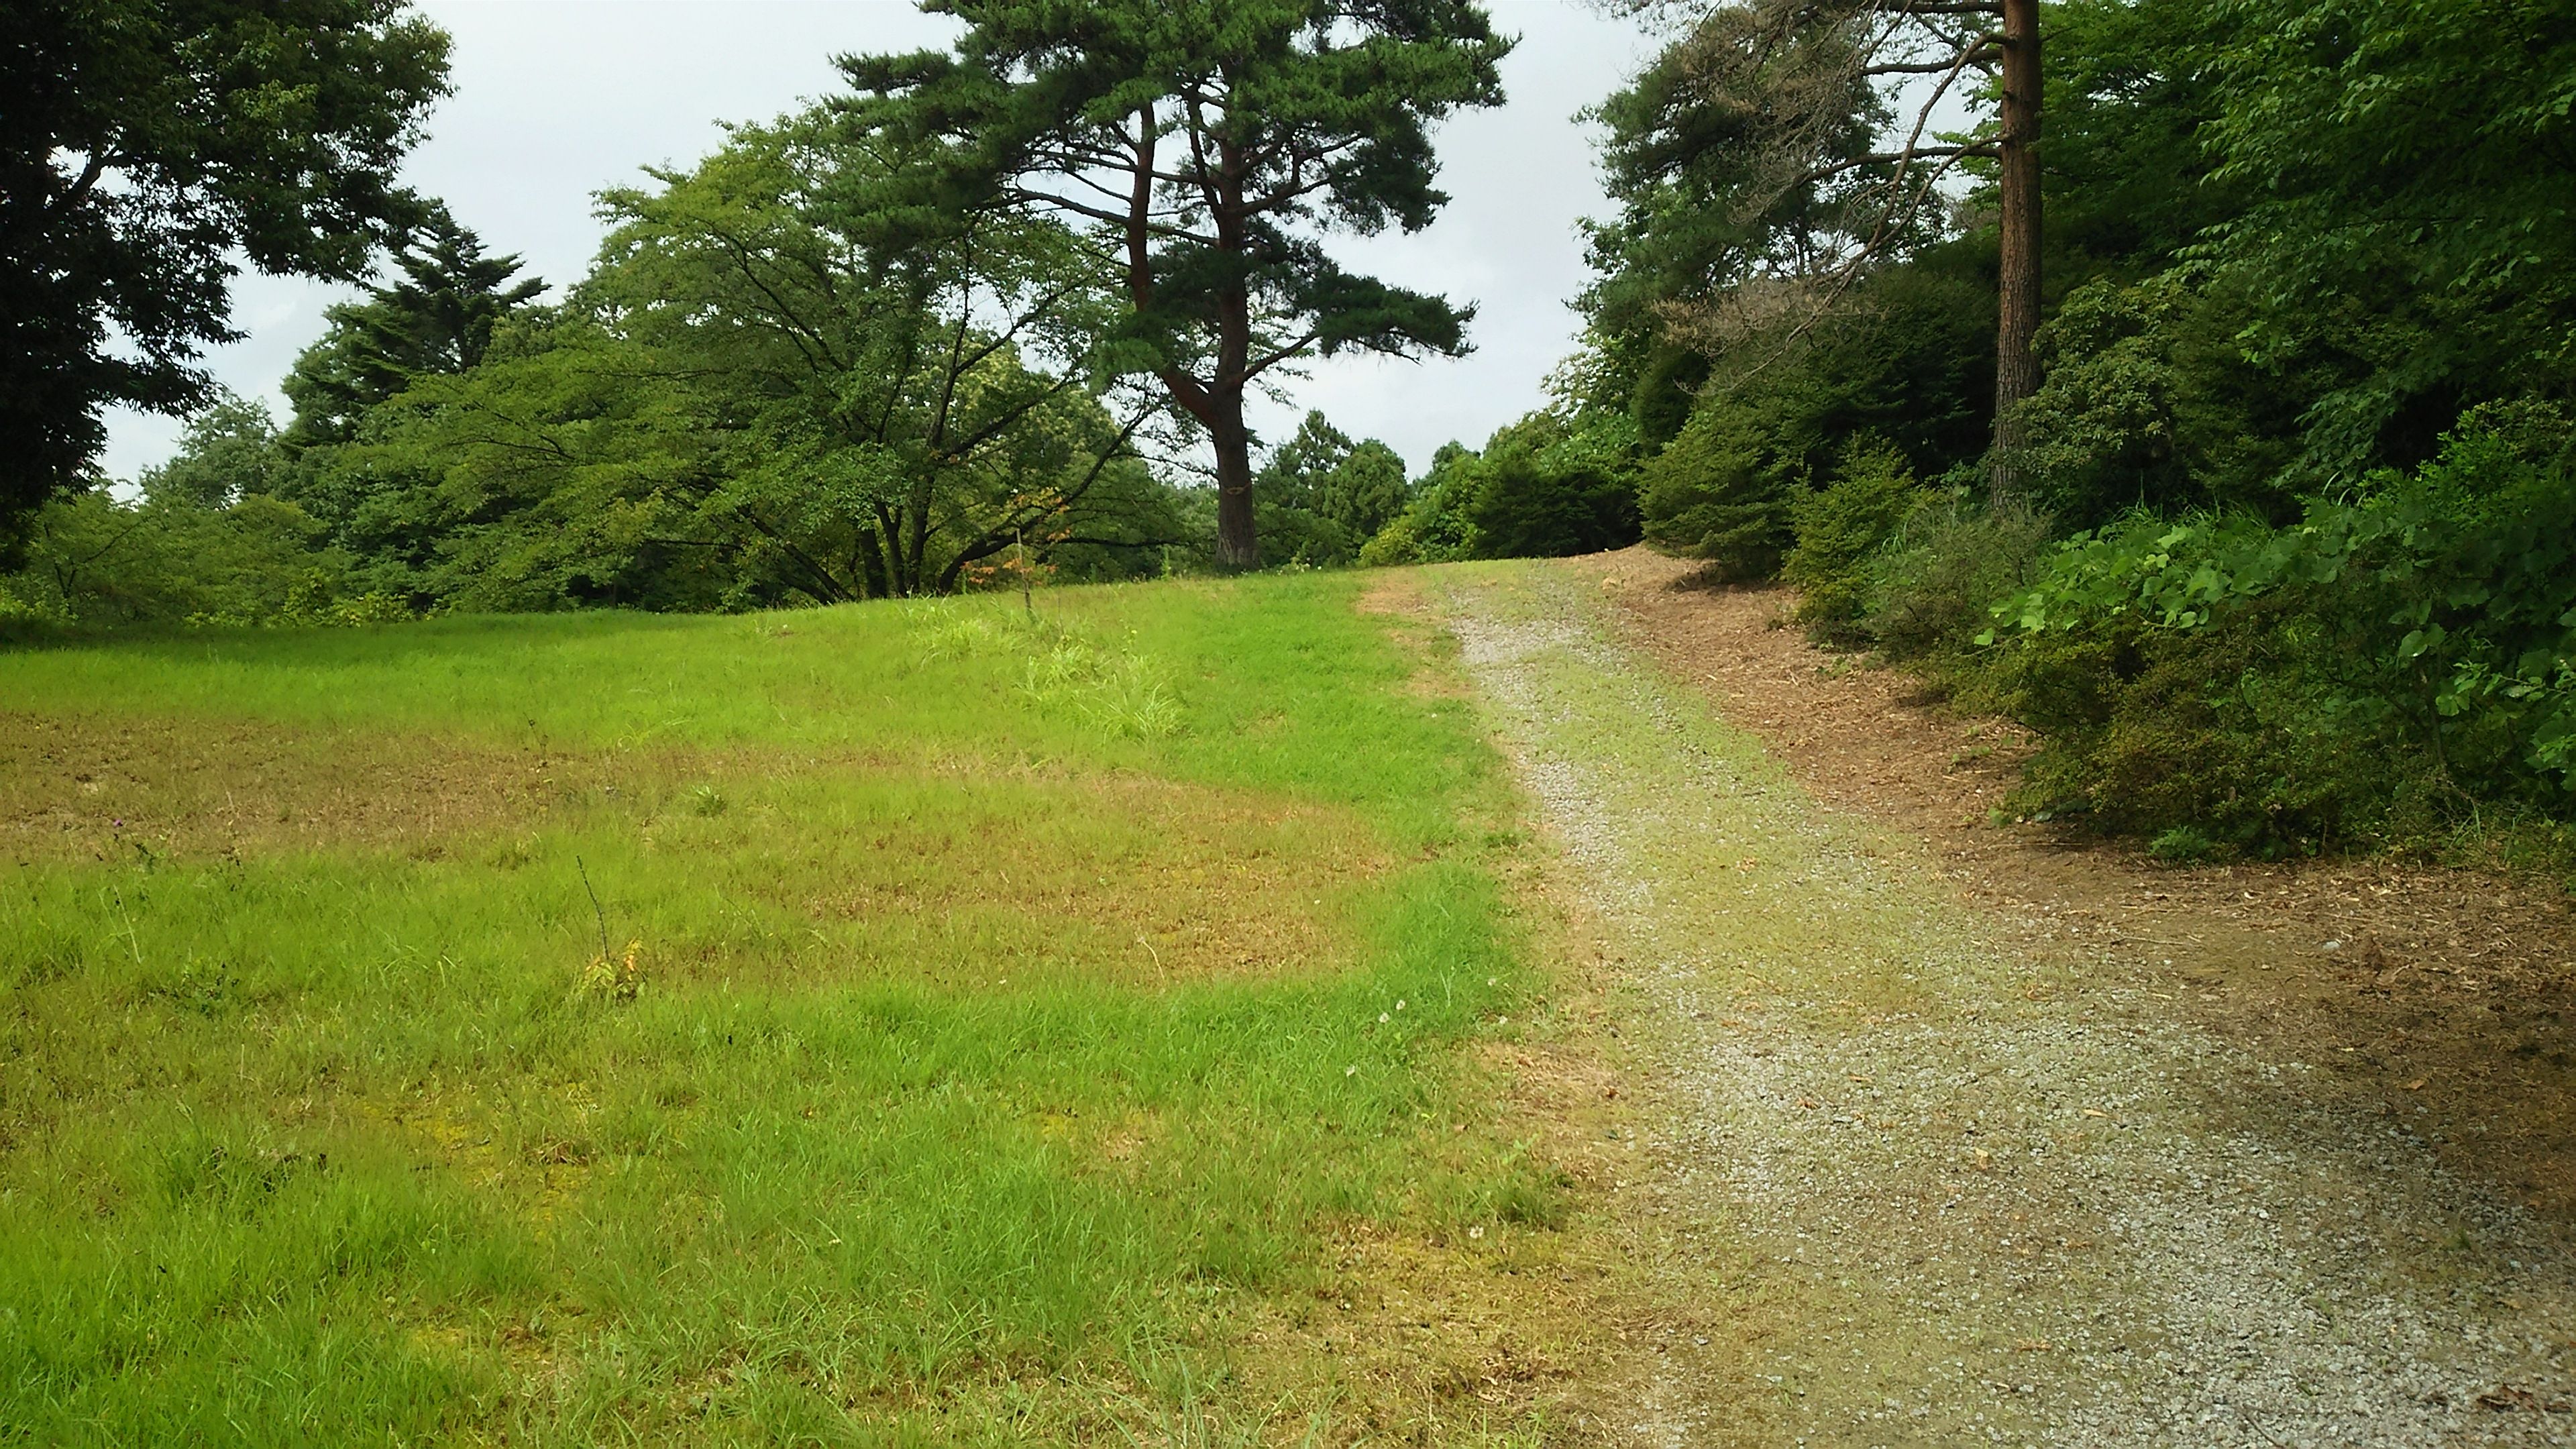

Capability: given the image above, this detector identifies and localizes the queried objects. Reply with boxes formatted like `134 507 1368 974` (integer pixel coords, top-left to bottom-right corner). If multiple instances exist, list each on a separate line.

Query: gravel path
1436 562 2576 1448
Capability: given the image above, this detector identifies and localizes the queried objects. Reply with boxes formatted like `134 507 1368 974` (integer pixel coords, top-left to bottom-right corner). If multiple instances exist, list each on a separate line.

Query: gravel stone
1442 566 2576 1448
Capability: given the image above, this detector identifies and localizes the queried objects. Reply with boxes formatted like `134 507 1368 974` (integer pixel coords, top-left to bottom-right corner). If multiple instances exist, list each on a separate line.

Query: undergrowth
1762 407 2576 878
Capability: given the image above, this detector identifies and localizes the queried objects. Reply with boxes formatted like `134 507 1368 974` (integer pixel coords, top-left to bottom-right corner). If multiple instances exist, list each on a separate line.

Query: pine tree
845 0 1510 568
283 213 545 449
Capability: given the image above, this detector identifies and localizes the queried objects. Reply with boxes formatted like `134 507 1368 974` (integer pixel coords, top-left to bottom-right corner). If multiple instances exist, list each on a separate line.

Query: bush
1361 442 1481 566
1638 405 1794 578
1866 491 2054 662
2000 612 2396 854
0 574 70 629
2015 269 2303 527
1783 436 1920 643
3 490 374 627
1464 441 1640 559
1362 412 1642 564
2146 825 2222 865
1355 511 1426 567
1973 407 2576 855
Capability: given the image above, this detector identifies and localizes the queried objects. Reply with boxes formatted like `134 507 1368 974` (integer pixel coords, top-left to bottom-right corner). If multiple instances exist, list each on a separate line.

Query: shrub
1370 510 1432 567
0 570 70 627
1361 442 1481 566
1866 489 2053 662
2146 826 2222 865
1638 406 1794 578
1356 512 1428 567
1783 436 1920 644
2015 269 2302 527
2001 612 2394 854
1464 441 1640 559
1854 482 2050 665
1362 413 1642 564
1975 407 2576 855
3 490 374 627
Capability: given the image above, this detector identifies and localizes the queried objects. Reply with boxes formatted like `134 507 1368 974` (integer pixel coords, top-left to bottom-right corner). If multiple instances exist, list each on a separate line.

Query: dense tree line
11 0 2576 864
2 0 1587 619
1592 0 2576 861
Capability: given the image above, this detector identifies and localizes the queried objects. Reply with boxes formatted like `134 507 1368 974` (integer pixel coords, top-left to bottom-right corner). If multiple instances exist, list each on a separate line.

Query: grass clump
1016 631 1185 740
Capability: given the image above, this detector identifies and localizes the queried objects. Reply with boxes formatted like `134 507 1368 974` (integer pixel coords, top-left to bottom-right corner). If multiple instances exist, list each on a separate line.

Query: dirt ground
1594 545 2576 1220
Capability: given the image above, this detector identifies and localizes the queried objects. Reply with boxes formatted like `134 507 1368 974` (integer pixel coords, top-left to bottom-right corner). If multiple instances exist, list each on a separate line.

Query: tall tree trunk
1123 105 1256 571
1990 0 2043 504
906 482 932 596
1210 133 1259 572
855 526 892 600
1210 385 1258 571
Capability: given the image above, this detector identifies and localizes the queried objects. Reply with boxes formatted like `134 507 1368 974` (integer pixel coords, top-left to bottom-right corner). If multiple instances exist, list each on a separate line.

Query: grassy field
0 574 1574 1445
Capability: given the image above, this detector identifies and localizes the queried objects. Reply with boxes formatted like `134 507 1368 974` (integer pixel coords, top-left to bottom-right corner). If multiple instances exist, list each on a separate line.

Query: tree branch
1864 49 1997 75
1799 144 1996 186
934 405 1156 592
1878 0 2003 15
1236 329 1324 386
48 152 109 213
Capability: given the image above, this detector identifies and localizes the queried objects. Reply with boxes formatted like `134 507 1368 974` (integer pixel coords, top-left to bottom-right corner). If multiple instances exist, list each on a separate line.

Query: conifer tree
283 214 545 449
845 0 1511 567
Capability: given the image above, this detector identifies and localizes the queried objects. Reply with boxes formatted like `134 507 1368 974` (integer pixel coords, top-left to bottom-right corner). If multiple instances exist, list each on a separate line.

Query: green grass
0 574 1542 1444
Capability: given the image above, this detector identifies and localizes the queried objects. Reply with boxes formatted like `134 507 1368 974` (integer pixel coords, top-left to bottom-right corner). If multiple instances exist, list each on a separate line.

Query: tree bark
1209 386 1258 571
1206 127 1260 572
855 525 892 600
1989 0 2043 504
1120 105 1256 570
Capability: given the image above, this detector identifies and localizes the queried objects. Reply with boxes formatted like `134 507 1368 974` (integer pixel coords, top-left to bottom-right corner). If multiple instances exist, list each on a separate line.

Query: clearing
10 555 2576 1446
0 576 1591 1445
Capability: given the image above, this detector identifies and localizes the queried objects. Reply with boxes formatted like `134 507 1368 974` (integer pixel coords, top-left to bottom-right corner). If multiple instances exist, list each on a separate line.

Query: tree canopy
843 0 1511 567
274 114 1179 611
1254 411 1411 566
1 0 452 556
282 214 547 451
1585 0 2043 495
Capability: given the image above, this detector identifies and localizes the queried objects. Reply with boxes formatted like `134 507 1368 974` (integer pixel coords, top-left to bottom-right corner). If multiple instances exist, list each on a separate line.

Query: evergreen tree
284 214 546 449
844 0 1510 568
1254 411 1411 566
1588 0 2043 497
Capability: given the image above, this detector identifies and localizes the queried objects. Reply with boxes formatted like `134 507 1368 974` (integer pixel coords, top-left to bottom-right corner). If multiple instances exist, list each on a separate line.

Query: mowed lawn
0 574 1548 1444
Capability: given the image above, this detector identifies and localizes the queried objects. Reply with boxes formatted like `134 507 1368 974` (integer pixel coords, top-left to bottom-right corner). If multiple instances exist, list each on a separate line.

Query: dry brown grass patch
0 710 646 861
784 773 1391 987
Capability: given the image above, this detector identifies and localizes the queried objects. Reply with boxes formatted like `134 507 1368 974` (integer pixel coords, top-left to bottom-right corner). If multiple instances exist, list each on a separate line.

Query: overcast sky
99 0 1658 482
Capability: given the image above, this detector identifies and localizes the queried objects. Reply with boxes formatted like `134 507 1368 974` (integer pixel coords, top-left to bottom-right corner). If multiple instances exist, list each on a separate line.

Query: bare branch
1864 48 1996 74
1798 144 1995 186
1877 0 2003 15
1236 330 1324 386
